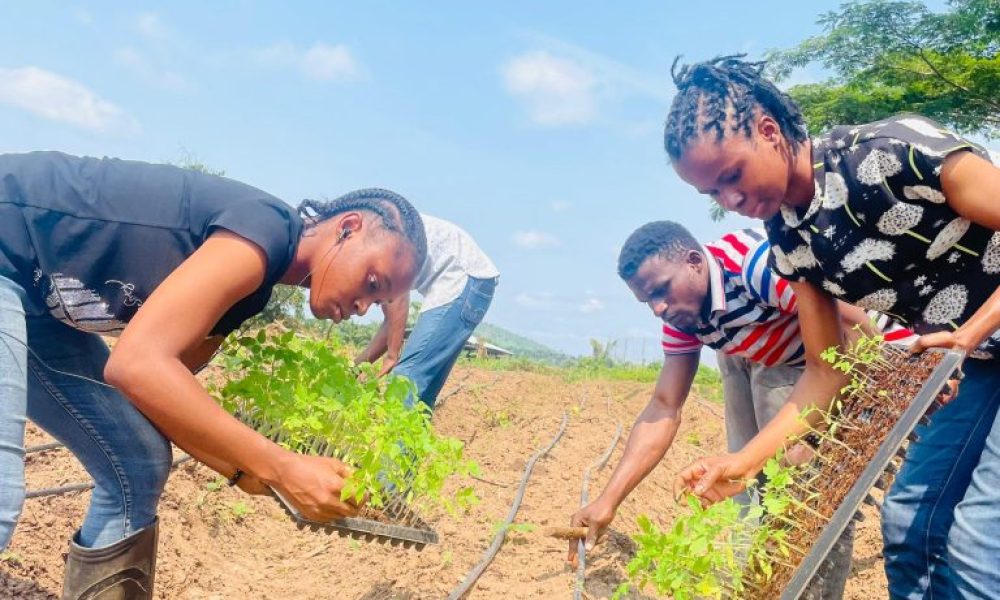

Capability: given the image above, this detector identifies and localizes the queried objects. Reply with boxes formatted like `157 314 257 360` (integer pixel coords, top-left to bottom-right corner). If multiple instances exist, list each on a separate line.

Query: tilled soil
1 366 888 599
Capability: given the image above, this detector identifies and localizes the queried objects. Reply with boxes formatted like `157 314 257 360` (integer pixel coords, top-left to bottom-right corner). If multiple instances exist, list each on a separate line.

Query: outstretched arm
569 351 700 563
355 293 410 375
106 231 358 520
676 281 847 503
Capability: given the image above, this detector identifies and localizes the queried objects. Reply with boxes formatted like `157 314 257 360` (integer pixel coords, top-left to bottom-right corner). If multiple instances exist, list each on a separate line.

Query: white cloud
255 42 360 82
134 12 172 43
522 34 671 103
550 200 572 212
503 33 672 129
502 51 597 126
578 297 605 314
0 67 138 134
512 230 562 250
115 47 191 92
515 291 555 310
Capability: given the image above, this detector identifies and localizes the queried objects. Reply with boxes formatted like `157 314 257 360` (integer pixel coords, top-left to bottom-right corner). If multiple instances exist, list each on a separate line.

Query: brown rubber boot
61 519 158 600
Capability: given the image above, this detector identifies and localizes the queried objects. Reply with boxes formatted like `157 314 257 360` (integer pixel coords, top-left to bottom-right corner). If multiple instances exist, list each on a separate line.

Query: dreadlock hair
663 54 808 162
297 188 428 268
617 221 701 281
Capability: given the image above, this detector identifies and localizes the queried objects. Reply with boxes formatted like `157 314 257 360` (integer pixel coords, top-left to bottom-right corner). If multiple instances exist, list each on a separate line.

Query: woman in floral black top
664 56 1000 599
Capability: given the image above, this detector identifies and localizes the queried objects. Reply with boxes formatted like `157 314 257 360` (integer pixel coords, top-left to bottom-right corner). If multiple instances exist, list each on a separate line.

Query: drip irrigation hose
575 423 623 600
25 441 65 454
25 455 194 499
448 412 569 600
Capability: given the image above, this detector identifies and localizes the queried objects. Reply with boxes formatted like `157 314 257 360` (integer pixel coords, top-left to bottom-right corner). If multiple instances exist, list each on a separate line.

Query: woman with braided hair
0 151 426 598
665 56 1000 599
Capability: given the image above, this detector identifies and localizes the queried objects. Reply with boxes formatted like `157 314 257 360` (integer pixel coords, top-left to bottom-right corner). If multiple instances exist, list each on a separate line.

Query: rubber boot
61 519 158 600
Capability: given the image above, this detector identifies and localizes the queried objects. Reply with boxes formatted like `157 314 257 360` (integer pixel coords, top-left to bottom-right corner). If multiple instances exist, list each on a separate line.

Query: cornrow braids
663 54 808 161
618 221 700 281
298 188 427 267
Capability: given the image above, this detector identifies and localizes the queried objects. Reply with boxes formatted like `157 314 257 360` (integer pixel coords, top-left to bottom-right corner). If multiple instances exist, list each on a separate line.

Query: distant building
401 327 513 359
464 335 514 358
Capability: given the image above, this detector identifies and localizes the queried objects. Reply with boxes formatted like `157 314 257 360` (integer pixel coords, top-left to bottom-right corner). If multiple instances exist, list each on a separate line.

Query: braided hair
663 55 808 161
618 221 700 281
297 188 427 268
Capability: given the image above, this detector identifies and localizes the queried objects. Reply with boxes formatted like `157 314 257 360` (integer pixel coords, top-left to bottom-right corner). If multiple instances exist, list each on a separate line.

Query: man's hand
675 453 752 505
378 353 399 377
567 498 615 567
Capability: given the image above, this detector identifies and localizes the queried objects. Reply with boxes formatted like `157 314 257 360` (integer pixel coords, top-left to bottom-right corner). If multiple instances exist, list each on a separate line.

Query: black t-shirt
0 151 303 337
764 114 999 359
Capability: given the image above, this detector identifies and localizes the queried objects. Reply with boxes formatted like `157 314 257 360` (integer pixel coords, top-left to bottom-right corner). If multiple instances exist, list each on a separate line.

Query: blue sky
0 2 867 359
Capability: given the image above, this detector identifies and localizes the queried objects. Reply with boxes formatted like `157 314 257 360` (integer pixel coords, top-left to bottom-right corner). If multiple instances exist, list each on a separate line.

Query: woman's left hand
909 330 976 354
909 330 974 405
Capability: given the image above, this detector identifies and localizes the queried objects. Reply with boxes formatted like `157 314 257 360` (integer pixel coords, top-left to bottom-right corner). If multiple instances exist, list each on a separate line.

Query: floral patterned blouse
764 114 999 359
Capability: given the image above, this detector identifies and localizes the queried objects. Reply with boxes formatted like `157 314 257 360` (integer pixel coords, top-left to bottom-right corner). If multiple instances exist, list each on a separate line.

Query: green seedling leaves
213 330 479 514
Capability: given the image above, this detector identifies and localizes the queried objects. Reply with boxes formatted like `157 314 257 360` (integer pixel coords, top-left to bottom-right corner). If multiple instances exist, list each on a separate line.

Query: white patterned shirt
413 214 499 312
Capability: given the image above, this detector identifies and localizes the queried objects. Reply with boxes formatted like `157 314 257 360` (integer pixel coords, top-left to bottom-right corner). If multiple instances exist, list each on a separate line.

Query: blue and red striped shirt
662 229 915 366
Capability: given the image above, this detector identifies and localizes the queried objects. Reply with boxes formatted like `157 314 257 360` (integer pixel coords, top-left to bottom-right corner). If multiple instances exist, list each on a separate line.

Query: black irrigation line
575 422 623 600
25 455 194 499
447 412 569 600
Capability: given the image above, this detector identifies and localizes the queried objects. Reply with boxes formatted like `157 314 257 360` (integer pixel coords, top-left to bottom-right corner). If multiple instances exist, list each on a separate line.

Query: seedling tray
777 349 964 600
234 411 439 550
271 488 438 549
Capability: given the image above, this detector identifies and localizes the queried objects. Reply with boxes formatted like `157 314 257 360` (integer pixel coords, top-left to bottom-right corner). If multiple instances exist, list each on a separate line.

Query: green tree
767 0 1000 137
407 300 422 328
170 148 227 177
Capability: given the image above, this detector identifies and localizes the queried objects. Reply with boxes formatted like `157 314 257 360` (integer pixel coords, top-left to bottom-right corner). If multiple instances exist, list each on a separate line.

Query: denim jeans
882 359 1000 600
0 274 28 550
394 276 496 408
0 274 171 550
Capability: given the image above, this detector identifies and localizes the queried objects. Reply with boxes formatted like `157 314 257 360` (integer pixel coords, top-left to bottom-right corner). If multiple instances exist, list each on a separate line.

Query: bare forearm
736 364 846 475
358 322 390 364
955 286 1000 350
597 404 681 508
383 293 410 359
108 357 287 484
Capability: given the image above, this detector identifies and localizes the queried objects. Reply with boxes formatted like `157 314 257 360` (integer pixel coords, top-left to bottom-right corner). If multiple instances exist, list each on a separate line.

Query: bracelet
227 469 245 487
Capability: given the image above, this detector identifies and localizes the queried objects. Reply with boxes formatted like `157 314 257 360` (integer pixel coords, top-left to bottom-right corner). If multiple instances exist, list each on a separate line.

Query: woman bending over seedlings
666 56 1000 599
0 152 425 599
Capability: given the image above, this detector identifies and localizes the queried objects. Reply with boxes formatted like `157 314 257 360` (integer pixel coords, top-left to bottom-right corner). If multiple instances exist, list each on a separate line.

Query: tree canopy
767 0 999 137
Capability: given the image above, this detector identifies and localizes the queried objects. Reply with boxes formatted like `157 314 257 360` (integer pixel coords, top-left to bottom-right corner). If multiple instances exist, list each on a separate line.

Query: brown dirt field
0 366 888 599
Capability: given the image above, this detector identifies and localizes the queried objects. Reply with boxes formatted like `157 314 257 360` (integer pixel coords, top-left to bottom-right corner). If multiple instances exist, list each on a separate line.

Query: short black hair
618 221 701 281
298 188 427 267
663 54 808 161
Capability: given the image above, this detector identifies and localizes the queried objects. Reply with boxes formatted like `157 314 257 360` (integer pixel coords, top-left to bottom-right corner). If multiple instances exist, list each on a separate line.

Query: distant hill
474 322 572 365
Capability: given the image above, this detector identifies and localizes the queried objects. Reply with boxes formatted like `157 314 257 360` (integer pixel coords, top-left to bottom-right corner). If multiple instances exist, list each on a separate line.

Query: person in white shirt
357 214 499 407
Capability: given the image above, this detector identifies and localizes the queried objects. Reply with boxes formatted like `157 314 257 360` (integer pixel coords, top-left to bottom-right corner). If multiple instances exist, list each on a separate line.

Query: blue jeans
882 359 1000 599
0 274 171 550
394 276 496 408
0 275 28 549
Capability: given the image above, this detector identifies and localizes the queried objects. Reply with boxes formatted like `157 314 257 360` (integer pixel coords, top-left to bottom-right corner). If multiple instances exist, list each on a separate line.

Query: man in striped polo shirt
568 221 913 599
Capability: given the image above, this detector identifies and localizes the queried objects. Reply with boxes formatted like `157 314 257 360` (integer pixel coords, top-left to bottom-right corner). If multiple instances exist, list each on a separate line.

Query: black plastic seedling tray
234 411 439 550
271 488 438 549
780 349 964 600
